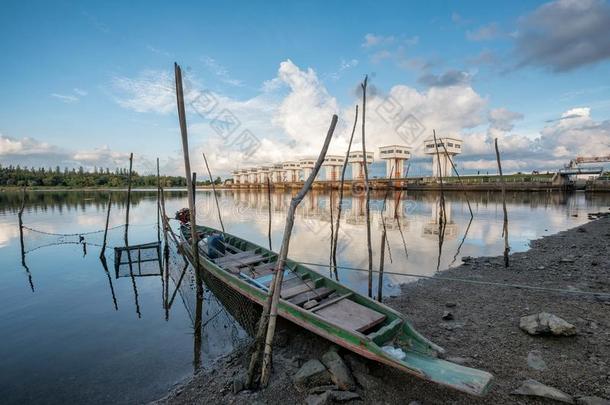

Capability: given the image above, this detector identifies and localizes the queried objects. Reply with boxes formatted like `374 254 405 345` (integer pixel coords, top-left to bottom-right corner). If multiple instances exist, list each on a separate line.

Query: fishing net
20 223 158 254
165 232 253 344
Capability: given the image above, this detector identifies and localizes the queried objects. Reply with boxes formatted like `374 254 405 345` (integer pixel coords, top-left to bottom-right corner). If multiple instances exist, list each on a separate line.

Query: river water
0 189 608 404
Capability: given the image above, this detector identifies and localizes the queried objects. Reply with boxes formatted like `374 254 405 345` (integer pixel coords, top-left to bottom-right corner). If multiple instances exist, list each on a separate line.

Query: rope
22 224 123 236
298 261 610 298
22 222 157 237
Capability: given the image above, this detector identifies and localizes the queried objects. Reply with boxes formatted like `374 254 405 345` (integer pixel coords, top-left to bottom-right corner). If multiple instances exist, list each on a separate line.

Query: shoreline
155 214 610 404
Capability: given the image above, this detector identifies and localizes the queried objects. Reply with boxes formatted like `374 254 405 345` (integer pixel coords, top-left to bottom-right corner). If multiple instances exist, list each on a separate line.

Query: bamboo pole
100 255 118 311
377 166 394 301
494 138 510 267
377 229 386 302
440 143 473 218
394 163 409 259
266 177 272 250
174 62 200 272
157 157 161 242
432 130 447 271
328 187 334 276
18 186 26 261
17 187 34 292
100 194 112 258
159 185 170 320
361 76 373 298
332 105 358 281
124 153 133 243
202 152 225 233
247 114 338 388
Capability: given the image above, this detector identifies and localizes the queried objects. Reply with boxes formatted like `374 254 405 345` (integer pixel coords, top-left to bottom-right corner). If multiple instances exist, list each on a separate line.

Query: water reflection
1 189 609 403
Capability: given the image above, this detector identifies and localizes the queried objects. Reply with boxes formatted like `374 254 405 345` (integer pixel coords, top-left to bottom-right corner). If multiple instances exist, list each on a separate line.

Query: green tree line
0 165 222 188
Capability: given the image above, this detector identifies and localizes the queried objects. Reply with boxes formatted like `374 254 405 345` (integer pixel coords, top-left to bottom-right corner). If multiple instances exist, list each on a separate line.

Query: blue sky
1 0 610 176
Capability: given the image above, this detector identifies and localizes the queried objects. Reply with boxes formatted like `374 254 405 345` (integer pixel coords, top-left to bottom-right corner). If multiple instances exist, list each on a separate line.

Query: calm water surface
0 189 608 404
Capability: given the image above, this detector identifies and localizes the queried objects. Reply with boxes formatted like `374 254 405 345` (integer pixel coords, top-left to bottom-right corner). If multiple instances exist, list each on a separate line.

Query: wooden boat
180 223 493 396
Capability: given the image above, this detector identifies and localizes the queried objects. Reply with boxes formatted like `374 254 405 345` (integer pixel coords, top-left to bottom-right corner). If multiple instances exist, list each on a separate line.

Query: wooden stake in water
202 152 225 233
174 62 200 272
124 153 133 244
495 138 510 267
247 115 338 388
18 186 26 261
377 166 394 302
156 157 161 242
266 177 272 250
332 105 358 281
100 194 112 258
361 76 373 298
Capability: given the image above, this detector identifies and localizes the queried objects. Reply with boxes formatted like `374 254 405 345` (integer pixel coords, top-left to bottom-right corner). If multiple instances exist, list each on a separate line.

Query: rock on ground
519 312 577 336
294 359 332 390
512 379 574 403
576 397 610 405
321 350 356 391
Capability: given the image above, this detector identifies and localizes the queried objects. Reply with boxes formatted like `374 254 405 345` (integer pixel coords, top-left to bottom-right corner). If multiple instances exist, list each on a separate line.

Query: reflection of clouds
11 190 610 297
0 222 20 248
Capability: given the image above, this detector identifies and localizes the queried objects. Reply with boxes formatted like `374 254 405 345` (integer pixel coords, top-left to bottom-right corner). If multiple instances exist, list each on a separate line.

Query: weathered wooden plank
252 263 276 278
289 287 335 306
311 293 352 312
213 251 257 265
281 280 316 299
315 298 386 333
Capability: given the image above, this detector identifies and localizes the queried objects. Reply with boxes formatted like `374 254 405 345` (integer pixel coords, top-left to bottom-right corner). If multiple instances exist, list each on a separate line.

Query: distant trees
0 164 192 188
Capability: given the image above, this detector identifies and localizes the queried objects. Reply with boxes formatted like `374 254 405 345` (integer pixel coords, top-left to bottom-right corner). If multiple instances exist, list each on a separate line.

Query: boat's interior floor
198 234 389 336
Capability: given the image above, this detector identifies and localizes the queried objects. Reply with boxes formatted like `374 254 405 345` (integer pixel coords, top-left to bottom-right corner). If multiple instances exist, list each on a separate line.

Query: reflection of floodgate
421 200 458 240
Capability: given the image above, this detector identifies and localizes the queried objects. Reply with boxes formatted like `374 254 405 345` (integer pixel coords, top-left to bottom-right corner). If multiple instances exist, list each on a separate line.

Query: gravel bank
155 216 610 404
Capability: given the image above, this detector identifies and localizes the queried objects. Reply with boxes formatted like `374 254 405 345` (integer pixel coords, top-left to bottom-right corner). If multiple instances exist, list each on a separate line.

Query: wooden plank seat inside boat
288 287 335 306
312 295 387 333
213 251 266 273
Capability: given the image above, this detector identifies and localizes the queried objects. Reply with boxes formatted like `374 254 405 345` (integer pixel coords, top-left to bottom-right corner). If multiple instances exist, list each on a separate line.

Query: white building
232 170 240 184
257 166 271 184
322 155 345 181
423 137 462 178
299 157 316 180
282 161 300 182
247 168 258 184
239 169 249 184
270 164 284 183
348 151 374 180
378 145 411 179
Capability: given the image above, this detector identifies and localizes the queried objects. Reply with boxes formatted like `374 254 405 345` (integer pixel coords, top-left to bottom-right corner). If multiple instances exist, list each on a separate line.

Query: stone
343 353 369 375
305 392 331 405
321 350 356 391
576 396 610 405
520 313 577 336
440 321 465 331
446 356 471 365
560 257 576 263
294 359 332 390
232 376 245 394
330 390 360 402
308 385 339 394
462 256 473 262
442 310 454 320
527 350 547 371
445 302 457 308
513 379 574 403
353 370 379 390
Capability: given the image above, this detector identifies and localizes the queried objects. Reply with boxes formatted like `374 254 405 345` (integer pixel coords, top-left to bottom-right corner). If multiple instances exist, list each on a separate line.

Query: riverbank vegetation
0 165 222 188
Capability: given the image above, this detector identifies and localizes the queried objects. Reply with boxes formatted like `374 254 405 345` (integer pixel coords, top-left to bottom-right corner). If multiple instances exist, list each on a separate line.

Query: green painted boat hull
180 224 493 396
